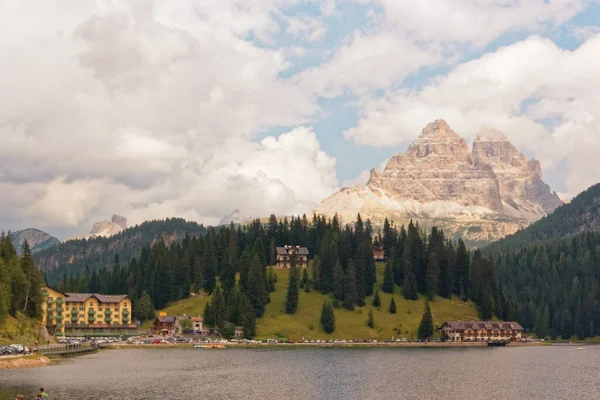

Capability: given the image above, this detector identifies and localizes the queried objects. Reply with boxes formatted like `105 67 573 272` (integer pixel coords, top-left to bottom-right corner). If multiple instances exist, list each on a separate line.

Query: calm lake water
1 346 599 400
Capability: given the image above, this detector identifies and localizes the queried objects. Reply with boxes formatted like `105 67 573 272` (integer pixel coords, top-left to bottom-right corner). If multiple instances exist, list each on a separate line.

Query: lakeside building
154 316 181 336
276 245 309 268
41 286 135 337
440 321 524 342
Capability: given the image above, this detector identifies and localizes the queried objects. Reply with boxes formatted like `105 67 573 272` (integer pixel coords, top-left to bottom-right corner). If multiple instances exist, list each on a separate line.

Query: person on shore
38 388 48 398
15 395 24 400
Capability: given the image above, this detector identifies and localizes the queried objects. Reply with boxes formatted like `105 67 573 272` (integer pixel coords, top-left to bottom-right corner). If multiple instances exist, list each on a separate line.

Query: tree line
489 231 600 340
54 214 516 337
0 234 44 323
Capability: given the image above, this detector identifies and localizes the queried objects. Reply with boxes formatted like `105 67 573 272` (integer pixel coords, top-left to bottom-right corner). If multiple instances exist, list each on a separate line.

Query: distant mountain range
10 229 61 255
314 119 562 246
69 214 128 240
34 218 207 283
486 182 600 252
218 209 253 226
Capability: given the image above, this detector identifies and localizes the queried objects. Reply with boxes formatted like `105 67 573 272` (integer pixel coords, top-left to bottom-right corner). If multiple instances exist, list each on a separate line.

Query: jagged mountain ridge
34 218 207 283
314 119 562 246
486 182 600 252
70 214 128 240
218 209 253 226
9 229 61 255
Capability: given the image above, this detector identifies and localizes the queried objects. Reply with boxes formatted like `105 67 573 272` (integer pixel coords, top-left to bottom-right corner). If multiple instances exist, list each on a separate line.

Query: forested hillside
58 214 511 337
35 218 207 283
0 234 44 324
489 231 600 339
485 182 600 340
488 183 600 251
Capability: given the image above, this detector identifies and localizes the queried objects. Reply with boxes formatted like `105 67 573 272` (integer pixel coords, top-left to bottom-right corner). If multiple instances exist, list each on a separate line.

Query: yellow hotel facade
41 286 137 336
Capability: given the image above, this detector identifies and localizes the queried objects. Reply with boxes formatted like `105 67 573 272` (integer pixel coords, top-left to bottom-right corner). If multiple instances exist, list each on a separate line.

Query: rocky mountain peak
315 119 563 245
405 119 469 161
111 215 128 230
219 209 253 226
10 229 61 255
420 119 457 138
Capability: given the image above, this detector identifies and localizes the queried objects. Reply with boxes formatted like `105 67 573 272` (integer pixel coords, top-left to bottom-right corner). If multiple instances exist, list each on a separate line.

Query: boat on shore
193 344 225 349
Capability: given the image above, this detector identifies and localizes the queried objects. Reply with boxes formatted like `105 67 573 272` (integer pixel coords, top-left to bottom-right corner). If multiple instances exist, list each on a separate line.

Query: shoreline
105 341 546 350
0 355 51 369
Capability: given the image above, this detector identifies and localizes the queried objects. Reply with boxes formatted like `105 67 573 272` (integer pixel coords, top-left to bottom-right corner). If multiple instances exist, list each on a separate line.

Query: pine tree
389 297 396 314
425 251 439 301
382 260 394 294
409 273 418 300
246 254 268 317
267 267 277 293
418 301 434 339
240 293 256 338
300 268 309 289
135 290 156 322
367 308 375 328
332 260 345 301
455 239 470 300
203 302 215 327
343 260 358 310
402 274 413 300
311 255 321 291
202 246 217 294
269 237 277 266
537 305 550 339
320 301 335 334
285 265 299 314
220 252 236 294
0 258 11 323
560 309 572 339
372 289 381 308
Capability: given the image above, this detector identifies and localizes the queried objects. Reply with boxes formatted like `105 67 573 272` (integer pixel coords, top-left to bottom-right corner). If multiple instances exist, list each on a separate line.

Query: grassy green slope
154 264 479 340
0 313 46 346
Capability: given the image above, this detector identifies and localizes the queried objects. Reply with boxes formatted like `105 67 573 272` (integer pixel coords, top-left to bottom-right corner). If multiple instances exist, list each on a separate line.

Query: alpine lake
1 345 599 400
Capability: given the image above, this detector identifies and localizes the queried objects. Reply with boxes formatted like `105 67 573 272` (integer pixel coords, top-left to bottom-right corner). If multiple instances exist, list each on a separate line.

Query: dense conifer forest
0 235 44 324
35 218 208 283
52 214 508 337
7 182 600 340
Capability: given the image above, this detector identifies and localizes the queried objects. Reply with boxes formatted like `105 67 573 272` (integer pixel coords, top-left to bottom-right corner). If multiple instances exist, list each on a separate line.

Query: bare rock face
314 119 562 246
70 214 128 240
219 209 253 226
10 229 60 254
367 120 503 212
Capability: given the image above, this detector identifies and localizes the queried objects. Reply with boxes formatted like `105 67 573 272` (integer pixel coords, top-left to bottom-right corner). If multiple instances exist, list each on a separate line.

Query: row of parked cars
0 344 31 355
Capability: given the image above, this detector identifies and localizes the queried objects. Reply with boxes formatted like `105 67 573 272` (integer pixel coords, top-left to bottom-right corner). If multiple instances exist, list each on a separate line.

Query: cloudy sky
1 0 599 239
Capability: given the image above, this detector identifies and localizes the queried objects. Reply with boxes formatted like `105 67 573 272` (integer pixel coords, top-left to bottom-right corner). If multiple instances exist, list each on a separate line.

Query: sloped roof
276 246 309 255
156 316 177 324
441 321 523 330
93 294 128 303
191 317 204 322
65 293 94 303
64 293 128 303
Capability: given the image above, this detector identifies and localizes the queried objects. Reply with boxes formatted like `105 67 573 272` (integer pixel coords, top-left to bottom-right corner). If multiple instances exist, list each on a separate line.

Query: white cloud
283 14 327 42
352 0 590 45
299 31 440 96
0 0 338 236
301 0 592 95
344 35 600 194
569 25 600 40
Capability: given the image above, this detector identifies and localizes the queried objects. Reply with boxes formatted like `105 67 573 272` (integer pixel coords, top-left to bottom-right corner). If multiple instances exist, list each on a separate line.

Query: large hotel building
41 286 137 336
